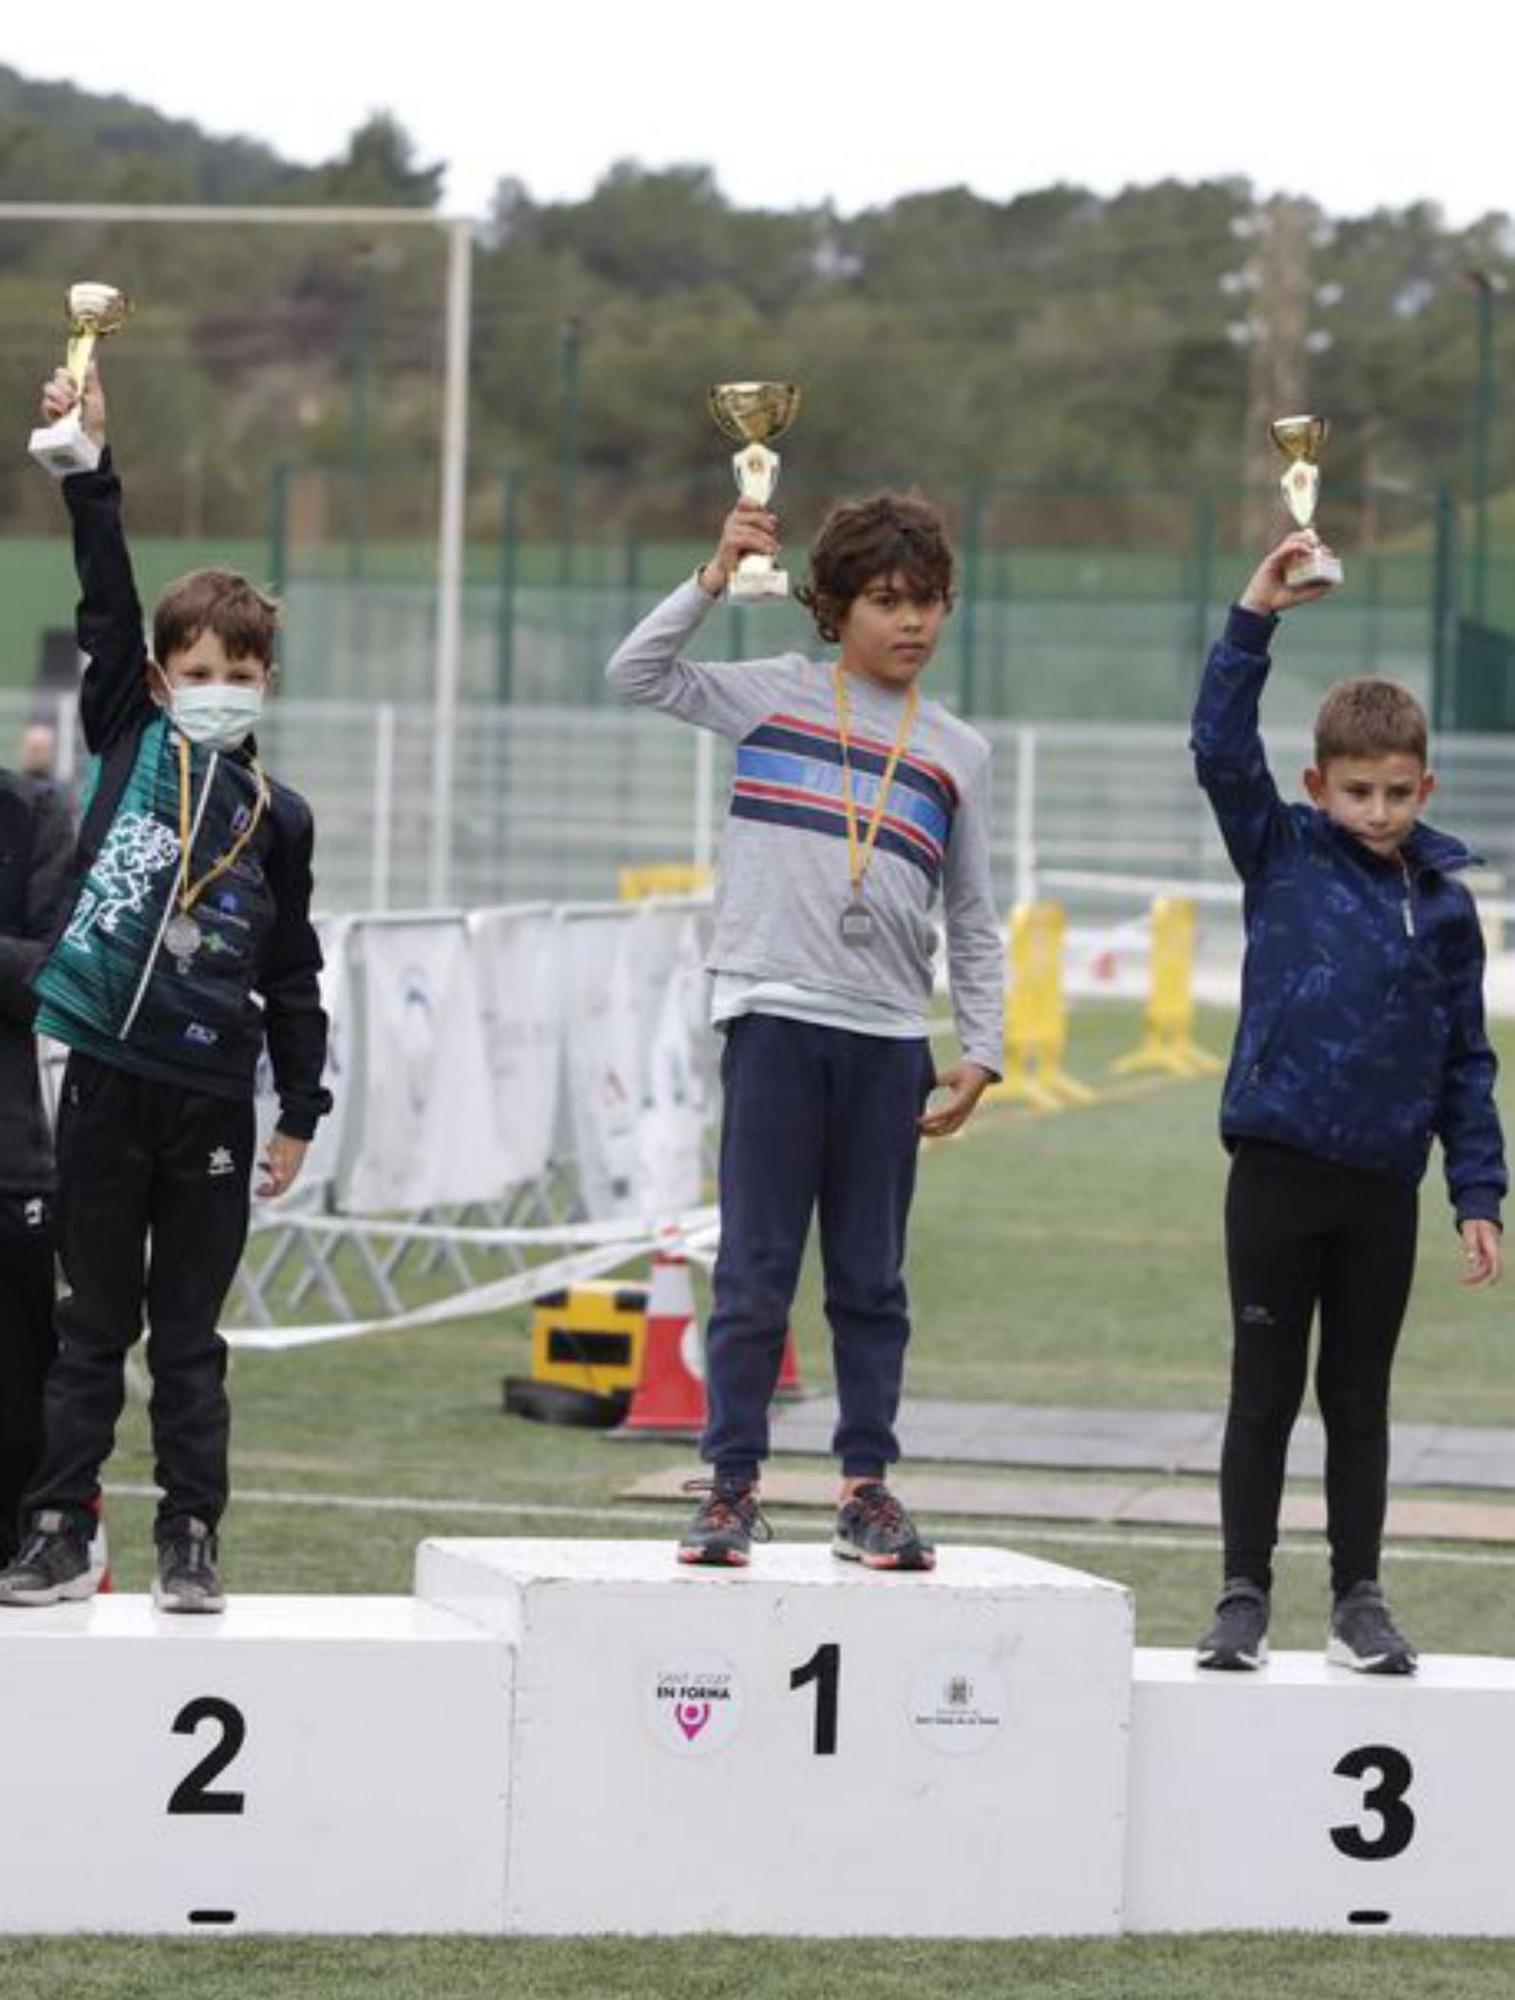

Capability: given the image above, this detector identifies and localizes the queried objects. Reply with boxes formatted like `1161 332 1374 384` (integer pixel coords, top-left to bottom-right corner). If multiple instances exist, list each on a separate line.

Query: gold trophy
29 282 131 478
708 381 801 600
1270 415 1344 588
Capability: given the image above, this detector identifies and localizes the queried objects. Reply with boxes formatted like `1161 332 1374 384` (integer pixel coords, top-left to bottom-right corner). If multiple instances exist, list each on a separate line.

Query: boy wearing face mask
0 365 330 1614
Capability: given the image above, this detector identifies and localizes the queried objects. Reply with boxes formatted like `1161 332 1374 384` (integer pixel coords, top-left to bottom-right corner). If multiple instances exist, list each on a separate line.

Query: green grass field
8 997 1515 1998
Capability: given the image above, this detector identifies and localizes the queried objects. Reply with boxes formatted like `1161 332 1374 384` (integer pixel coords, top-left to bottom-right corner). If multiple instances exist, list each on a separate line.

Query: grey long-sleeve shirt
606 579 1004 1075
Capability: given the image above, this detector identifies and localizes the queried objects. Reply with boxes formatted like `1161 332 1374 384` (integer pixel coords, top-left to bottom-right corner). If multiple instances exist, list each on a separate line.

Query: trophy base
1284 547 1343 589
728 568 790 603
29 414 101 479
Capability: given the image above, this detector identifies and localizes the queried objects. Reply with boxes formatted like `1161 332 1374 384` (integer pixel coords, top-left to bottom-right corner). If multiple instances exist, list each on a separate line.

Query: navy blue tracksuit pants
702 1012 936 1482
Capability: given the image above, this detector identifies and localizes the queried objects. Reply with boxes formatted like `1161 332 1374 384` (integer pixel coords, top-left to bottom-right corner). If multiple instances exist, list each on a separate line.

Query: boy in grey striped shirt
608 491 1003 1567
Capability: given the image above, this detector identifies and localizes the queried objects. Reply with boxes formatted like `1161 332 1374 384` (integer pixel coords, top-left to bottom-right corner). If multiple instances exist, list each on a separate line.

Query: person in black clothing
0 762 74 1563
0 362 331 1614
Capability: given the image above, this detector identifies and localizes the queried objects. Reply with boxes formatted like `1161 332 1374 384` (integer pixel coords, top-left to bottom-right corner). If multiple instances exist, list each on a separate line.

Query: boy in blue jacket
1192 530 1505 1676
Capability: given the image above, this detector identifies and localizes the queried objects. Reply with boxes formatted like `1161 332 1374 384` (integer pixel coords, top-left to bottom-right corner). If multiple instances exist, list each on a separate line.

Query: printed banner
559 912 642 1219
252 914 353 1204
470 905 563 1189
339 917 508 1212
633 915 709 1215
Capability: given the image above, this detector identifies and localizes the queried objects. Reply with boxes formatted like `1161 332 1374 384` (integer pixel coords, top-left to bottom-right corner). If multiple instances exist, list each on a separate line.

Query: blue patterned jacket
1192 605 1506 1224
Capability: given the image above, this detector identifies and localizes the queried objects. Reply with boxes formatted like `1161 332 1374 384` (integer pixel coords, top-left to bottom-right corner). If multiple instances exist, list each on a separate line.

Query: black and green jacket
32 453 331 1140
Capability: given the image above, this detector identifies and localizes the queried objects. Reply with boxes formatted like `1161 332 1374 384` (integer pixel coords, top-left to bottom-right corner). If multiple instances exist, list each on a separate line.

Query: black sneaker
1196 1578 1270 1670
154 1517 226 1614
1327 1580 1417 1675
833 1482 935 1571
0 1510 97 1607
677 1477 771 1567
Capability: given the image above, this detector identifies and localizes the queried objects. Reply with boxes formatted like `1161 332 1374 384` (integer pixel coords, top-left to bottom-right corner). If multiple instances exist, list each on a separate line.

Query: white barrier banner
340 918 508 1213
560 913 642 1219
471 905 563 1188
253 914 354 1204
633 915 709 1214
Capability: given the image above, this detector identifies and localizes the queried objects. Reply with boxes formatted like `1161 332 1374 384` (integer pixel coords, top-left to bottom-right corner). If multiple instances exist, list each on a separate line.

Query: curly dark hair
795 492 955 644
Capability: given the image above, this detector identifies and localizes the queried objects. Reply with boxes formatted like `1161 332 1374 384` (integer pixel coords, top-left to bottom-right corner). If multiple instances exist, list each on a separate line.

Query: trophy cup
28 282 131 478
1270 414 1344 588
707 381 801 600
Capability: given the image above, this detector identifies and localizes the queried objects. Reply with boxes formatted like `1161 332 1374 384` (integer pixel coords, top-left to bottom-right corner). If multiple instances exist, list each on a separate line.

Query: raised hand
40 362 105 446
1238 531 1338 616
699 498 779 597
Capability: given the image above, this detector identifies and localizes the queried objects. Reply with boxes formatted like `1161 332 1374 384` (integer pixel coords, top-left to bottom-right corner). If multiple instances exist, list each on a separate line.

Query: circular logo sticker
908 1653 1007 1757
649 1650 742 1757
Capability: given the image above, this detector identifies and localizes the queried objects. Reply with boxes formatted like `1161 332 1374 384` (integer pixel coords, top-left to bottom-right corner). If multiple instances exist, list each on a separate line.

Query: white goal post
0 200 475 905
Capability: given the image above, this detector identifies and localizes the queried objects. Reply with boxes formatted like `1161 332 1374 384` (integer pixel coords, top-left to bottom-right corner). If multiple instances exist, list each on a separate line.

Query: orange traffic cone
773 1325 808 1401
623 1243 707 1434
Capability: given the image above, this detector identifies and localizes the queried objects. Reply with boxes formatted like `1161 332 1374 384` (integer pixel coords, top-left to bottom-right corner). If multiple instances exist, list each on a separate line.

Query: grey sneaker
153 1517 226 1614
833 1482 935 1571
677 1477 771 1567
0 1510 97 1607
1196 1578 1270 1670
1327 1580 1416 1675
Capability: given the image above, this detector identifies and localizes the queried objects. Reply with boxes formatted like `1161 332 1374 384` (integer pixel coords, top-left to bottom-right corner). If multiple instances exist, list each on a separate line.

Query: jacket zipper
119 749 220 1043
1399 855 1416 938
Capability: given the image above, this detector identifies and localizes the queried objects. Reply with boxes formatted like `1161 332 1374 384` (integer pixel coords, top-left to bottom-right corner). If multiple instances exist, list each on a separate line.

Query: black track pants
0 1192 56 1562
23 1051 253 1537
1220 1140 1418 1596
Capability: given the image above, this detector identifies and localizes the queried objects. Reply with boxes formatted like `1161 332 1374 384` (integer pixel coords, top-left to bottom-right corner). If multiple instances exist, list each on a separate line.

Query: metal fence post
269 460 289 599
960 481 985 714
370 702 396 912
1190 492 1217 693
1431 484 1459 731
495 467 519 704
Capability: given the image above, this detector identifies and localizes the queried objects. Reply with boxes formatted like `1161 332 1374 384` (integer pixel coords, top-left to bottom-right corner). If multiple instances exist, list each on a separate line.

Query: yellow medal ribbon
176 735 270 921
834 665 920 906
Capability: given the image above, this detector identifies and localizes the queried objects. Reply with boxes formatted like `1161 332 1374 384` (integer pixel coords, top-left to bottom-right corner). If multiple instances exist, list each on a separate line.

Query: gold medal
834 667 919 951
168 735 269 969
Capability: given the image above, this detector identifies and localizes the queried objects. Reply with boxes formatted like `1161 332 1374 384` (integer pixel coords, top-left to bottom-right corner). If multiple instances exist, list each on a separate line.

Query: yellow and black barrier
1110 897 1224 1079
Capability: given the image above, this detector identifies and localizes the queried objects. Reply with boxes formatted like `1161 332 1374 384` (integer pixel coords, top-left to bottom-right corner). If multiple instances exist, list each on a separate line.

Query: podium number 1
790 1643 841 1756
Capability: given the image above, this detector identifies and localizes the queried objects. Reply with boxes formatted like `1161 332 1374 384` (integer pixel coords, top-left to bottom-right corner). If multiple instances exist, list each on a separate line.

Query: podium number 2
790 1643 841 1756
168 1697 247 1816
1331 1744 1415 1860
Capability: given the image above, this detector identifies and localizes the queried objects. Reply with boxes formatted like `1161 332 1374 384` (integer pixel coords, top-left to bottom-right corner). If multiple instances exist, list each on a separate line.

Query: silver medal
164 912 203 966
839 898 875 948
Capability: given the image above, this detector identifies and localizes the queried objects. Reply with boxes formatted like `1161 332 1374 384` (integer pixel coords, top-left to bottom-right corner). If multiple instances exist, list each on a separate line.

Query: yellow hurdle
617 863 714 901
1111 896 1225 1079
985 901 1096 1110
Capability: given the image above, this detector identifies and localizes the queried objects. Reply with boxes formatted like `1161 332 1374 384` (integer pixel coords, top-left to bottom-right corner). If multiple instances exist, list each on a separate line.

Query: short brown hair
796 492 955 644
153 568 280 671
1314 678 1428 770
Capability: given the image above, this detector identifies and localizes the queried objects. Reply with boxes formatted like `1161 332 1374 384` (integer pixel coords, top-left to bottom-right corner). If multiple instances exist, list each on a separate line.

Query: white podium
0 1595 511 1934
417 1538 1134 1937
1125 1648 1515 1935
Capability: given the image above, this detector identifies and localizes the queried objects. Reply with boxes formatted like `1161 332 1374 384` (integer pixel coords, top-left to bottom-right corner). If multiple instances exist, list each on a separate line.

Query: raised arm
1190 532 1333 881
40 366 153 754
606 499 792 739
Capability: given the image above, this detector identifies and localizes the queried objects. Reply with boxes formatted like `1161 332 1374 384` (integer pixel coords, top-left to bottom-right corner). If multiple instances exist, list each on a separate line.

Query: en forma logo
649 1650 741 1757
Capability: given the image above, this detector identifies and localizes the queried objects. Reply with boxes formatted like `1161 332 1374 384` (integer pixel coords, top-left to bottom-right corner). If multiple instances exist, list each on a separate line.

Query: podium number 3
790 1643 841 1756
1331 1744 1415 1860
168 1697 248 1815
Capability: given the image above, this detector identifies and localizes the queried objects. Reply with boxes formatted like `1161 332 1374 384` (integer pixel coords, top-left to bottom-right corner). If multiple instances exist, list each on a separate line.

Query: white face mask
164 682 264 752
